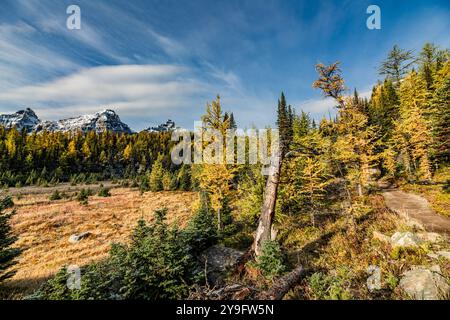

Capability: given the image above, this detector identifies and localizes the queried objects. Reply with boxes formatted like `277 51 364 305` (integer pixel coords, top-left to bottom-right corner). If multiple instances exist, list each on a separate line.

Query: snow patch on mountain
144 119 177 132
0 108 40 132
0 108 133 134
35 109 133 134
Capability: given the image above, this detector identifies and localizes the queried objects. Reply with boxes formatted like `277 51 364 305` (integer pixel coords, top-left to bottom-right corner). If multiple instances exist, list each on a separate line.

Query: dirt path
382 189 450 236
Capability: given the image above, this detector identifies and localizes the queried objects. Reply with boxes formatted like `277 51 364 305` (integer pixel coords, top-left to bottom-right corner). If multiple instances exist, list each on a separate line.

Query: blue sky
0 0 449 130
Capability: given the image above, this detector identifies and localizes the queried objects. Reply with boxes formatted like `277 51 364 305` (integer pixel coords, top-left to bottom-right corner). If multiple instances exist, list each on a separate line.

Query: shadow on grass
0 275 51 300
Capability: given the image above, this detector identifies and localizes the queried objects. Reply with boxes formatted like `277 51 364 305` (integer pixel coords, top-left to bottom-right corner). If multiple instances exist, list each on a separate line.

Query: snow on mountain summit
35 109 133 134
0 108 40 132
0 108 133 134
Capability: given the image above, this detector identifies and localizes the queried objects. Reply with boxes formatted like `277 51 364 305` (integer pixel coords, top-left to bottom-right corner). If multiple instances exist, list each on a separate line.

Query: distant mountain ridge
0 108 40 132
144 119 177 133
0 108 179 134
0 108 133 134
34 109 133 134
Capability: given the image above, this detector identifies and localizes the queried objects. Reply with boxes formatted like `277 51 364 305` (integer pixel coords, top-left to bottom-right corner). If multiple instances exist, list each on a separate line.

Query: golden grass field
4 187 197 296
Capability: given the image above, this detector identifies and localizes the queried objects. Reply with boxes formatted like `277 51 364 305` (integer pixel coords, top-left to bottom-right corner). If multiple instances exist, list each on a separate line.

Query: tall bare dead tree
253 93 292 256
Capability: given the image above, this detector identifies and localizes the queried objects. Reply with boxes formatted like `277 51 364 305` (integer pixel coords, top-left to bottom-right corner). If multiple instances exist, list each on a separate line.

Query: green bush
386 272 399 290
76 188 92 205
162 171 173 191
32 208 216 300
139 176 150 195
183 207 218 255
177 165 192 191
148 156 164 192
1 196 14 209
254 240 286 279
0 196 21 283
97 185 111 197
307 269 353 300
49 190 62 201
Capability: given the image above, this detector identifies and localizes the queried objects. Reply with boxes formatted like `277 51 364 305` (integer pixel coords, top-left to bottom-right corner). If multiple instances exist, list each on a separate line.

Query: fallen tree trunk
257 265 306 300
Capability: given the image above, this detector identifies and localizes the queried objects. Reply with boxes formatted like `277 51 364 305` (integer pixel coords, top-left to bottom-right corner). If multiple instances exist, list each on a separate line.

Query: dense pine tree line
0 129 192 189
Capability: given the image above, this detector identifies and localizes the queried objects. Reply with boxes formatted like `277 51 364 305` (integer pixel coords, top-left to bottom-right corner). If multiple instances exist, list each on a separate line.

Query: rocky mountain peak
0 108 40 132
145 119 177 132
0 108 133 134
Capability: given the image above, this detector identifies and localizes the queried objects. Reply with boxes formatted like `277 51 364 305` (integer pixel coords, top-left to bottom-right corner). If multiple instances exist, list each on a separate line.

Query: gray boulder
399 265 450 300
391 232 422 248
69 232 91 244
200 245 244 285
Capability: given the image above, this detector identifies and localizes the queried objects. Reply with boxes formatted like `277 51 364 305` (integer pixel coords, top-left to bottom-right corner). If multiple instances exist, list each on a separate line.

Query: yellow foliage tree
390 71 432 181
195 95 236 230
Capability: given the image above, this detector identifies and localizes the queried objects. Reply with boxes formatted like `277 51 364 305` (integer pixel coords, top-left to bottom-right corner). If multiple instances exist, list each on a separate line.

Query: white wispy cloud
0 64 210 127
0 21 81 88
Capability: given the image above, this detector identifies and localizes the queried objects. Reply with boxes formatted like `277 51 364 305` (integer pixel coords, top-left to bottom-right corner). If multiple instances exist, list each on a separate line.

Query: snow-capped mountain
0 108 133 134
0 108 40 132
35 109 133 134
144 119 177 132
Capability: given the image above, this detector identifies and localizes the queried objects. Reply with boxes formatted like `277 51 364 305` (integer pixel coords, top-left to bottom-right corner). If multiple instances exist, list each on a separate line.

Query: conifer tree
277 92 293 156
419 43 439 90
430 62 450 164
390 71 432 180
299 157 331 226
177 164 192 191
229 112 237 130
379 45 416 84
149 154 164 192
313 62 346 107
197 96 235 231
369 79 399 143
0 197 21 283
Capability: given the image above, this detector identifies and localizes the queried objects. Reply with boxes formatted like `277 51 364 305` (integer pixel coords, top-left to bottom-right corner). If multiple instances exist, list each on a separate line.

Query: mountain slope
0 108 133 134
0 108 40 132
35 109 133 134
144 119 177 132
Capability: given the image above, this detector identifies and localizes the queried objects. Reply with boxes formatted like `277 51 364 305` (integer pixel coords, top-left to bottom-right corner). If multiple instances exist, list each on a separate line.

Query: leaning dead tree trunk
253 154 282 256
257 265 306 300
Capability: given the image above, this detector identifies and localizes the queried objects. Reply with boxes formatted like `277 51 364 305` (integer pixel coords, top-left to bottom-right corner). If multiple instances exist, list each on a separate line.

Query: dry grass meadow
2 186 197 297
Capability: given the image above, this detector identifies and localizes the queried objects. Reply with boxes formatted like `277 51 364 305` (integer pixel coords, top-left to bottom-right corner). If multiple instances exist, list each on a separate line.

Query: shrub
183 207 218 255
139 176 149 195
148 156 164 192
49 190 62 201
177 165 192 191
0 197 21 283
32 208 205 300
307 269 353 300
254 240 286 279
76 188 92 205
1 196 14 209
386 272 399 290
162 171 173 191
97 185 111 197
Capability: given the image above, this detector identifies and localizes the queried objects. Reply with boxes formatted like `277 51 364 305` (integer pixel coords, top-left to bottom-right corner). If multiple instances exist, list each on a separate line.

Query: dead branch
257 265 306 300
